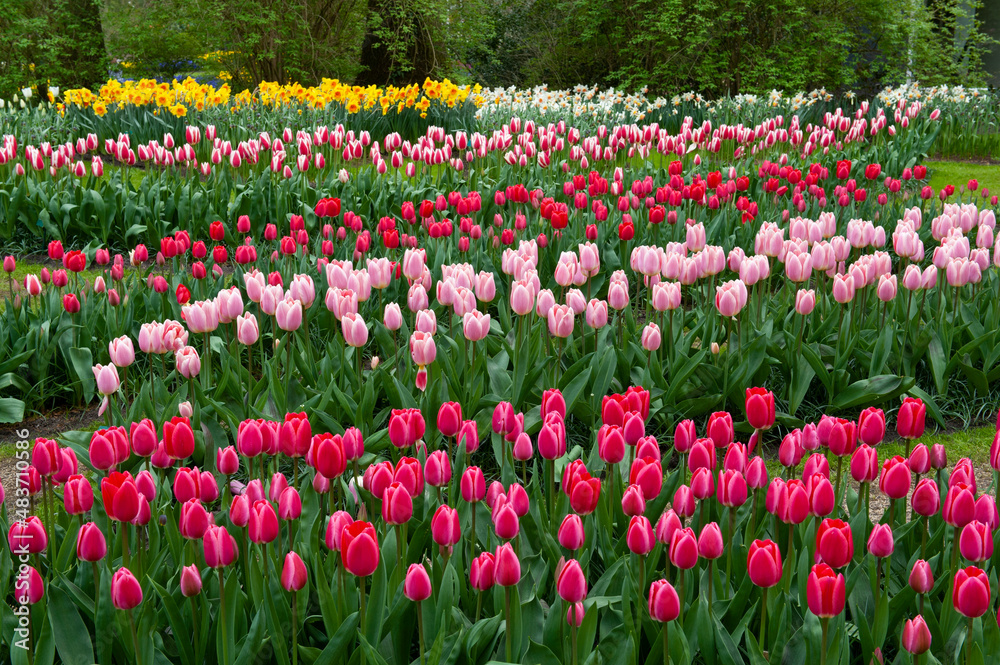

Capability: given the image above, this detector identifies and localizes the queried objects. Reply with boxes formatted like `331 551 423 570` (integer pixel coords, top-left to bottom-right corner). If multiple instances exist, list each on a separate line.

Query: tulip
281 551 308 592
745 388 775 430
558 514 586 551
806 563 846 619
15 566 44 605
470 552 496 591
857 407 886 446
111 568 142 610
557 559 587 603
382 482 413 525
959 521 993 562
902 616 931 656
868 524 894 558
163 416 195 460
179 499 211 539
180 564 202 597
648 578 680 623
342 521 379 577
897 397 926 442
431 504 461 550
747 539 782 588
953 566 990 618
203 525 237 568
76 522 107 562
404 563 432 602
248 500 279 544
7 515 48 556
816 518 853 568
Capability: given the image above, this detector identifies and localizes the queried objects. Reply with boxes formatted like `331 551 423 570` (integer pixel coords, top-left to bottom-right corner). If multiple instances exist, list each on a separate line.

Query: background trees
0 0 996 98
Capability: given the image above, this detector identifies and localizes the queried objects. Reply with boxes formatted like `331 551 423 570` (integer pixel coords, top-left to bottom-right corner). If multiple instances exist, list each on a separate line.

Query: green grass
926 160 1000 198
0 442 15 460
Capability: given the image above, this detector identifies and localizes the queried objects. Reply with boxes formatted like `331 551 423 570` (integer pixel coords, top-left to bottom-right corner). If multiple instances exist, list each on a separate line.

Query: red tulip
389 408 425 448
943 482 976 528
745 388 775 430
717 469 748 507
902 616 931 655
279 412 312 457
163 416 195 460
806 564 845 617
76 522 106 562
341 521 380 577
747 539 782 587
101 471 139 522
816 519 853 568
310 433 346 479
324 511 353 552
404 563 432 601
669 527 699 569
425 450 452 488
431 504 461 548
707 411 734 447
494 542 521 586
558 514 586 550
111 568 143 610
698 522 724 560
470 552 496 591
179 499 211 539
629 456 663 500
64 475 95 514
281 551 308 591
959 521 993 562
248 500 279 544
556 559 587 603
896 398 926 439
953 566 991 618
382 482 413 525
393 457 424 497
437 401 462 438
878 456 910 499
461 466 486 503
867 524 894 558
203 525 237 568
648 579 680 622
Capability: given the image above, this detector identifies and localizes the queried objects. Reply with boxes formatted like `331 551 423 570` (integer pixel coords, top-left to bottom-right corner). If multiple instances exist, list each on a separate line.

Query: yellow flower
94 102 107 116
170 104 187 117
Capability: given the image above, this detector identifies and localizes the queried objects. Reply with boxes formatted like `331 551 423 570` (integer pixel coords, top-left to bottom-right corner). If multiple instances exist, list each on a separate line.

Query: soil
0 405 100 513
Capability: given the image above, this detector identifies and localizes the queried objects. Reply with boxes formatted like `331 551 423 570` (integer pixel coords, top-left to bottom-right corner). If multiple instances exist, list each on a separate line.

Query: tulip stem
756 587 768 652
921 515 928 560
726 509 734 599
91 561 101 601
292 589 298 665
677 571 685 629
218 568 229 665
285 332 293 411
967 617 974 665
475 590 482 623
504 584 512 662
548 459 556 524
785 524 794 596
416 600 426 665
834 456 844 514
662 620 670 665
820 618 828 665
189 594 200 663
707 559 713 616
359 577 367 665
129 609 143 665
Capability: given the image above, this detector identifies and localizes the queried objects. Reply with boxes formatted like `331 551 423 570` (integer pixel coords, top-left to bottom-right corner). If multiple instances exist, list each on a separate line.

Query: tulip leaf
831 375 914 410
46 584 94 665
366 557 388 646
66 346 95 401
524 639 563 665
713 614 743 665
312 611 360 665
0 396 25 423
233 608 266 665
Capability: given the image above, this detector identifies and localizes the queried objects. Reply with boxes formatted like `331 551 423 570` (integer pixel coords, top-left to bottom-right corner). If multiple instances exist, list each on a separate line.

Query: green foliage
101 0 220 81
0 0 109 99
464 0 997 96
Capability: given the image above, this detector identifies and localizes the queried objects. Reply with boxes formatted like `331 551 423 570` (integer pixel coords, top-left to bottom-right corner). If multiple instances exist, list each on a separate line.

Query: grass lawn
926 160 1000 198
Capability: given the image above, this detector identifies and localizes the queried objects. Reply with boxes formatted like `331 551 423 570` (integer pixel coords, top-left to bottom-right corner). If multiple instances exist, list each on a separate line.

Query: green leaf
46 584 95 665
67 346 95 401
831 375 914 410
313 612 360 665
